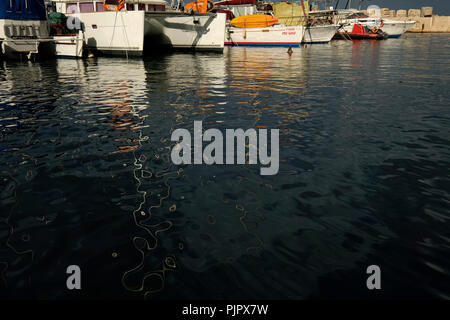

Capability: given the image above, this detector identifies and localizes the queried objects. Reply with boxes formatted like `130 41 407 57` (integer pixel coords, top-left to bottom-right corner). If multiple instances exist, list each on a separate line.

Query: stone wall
403 16 450 33
364 6 450 33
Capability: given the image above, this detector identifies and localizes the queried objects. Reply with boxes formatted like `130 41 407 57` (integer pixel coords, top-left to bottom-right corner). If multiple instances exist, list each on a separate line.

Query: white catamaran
51 0 226 56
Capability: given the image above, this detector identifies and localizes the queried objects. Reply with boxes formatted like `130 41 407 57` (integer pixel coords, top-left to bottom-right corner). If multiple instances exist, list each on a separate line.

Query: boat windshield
347 12 368 19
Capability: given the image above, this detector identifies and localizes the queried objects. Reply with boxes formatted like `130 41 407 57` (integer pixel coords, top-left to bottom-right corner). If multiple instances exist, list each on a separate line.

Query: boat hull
225 25 305 47
62 11 146 56
382 21 416 38
52 33 84 58
39 32 85 59
144 12 226 52
1 39 40 59
303 24 340 43
0 19 49 59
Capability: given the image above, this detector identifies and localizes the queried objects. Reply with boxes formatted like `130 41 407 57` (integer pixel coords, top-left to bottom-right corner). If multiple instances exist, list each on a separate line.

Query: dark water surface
0 34 449 299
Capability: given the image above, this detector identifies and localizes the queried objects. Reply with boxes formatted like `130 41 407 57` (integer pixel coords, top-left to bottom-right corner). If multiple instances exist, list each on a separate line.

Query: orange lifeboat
230 15 278 28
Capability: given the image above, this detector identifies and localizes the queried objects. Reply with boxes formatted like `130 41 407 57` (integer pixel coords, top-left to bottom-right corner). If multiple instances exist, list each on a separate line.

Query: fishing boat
0 0 50 59
51 0 226 55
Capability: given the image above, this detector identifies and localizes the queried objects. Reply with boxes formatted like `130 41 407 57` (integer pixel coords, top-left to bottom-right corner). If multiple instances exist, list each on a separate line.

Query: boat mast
299 0 307 18
358 0 364 10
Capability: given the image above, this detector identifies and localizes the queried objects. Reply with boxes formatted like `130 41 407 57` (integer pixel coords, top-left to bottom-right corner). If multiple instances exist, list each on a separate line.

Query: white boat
225 24 305 47
52 0 226 55
0 0 50 59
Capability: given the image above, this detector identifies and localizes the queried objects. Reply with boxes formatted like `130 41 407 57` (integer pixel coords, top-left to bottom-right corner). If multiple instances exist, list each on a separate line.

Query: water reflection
0 34 449 299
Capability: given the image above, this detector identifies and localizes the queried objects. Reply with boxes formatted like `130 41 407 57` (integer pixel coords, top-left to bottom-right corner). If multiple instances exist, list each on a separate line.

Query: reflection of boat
52 0 226 55
0 0 50 59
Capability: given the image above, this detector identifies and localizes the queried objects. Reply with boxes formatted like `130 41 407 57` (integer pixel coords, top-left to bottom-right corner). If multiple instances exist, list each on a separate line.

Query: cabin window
138 4 146 11
148 5 156 11
66 3 79 14
127 3 135 11
80 2 94 13
156 5 165 11
96 2 106 12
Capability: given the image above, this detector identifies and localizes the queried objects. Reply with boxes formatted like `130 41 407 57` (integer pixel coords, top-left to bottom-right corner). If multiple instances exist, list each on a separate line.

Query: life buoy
371 25 379 34
103 0 125 11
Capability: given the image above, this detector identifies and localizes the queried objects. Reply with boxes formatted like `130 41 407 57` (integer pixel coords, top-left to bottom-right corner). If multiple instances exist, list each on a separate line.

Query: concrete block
408 9 421 17
421 7 433 17
397 10 407 17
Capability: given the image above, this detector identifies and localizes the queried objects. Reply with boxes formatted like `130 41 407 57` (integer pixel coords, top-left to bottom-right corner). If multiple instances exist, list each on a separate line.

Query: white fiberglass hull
303 24 340 43
382 21 416 38
62 11 146 56
144 12 226 51
225 25 305 47
52 32 84 58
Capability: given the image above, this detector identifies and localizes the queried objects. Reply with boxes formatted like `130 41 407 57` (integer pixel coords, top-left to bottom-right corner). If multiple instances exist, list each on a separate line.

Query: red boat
334 23 388 40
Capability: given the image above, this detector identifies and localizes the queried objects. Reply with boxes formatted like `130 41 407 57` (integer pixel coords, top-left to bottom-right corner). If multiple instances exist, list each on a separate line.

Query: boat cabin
53 0 167 14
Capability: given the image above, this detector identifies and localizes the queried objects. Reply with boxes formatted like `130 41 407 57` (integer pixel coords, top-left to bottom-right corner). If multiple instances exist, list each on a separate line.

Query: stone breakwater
361 7 450 33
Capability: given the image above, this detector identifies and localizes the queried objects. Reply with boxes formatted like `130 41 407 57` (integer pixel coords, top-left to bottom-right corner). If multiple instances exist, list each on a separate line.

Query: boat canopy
0 0 47 21
272 1 309 26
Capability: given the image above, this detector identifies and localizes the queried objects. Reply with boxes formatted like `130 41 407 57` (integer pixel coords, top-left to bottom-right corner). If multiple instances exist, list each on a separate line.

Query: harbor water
0 34 449 299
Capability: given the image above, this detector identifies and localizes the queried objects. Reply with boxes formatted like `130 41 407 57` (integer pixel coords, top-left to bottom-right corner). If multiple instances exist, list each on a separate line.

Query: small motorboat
334 23 388 40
